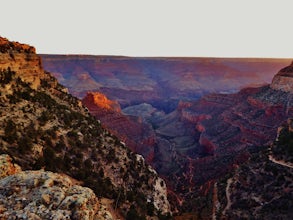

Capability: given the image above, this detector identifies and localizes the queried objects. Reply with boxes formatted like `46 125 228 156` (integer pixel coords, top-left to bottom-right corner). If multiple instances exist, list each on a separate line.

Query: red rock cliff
82 92 156 162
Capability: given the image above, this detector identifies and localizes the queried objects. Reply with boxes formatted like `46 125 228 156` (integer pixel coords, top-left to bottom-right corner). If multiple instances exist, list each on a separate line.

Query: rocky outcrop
0 37 35 53
0 170 111 219
270 61 293 93
0 37 44 89
83 92 121 112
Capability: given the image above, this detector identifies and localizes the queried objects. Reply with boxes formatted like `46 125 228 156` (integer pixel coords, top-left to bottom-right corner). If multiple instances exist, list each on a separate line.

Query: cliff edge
270 61 293 93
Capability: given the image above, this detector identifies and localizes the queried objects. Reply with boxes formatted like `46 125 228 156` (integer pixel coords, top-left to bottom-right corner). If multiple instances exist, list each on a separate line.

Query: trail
268 155 293 169
268 146 293 169
222 178 233 216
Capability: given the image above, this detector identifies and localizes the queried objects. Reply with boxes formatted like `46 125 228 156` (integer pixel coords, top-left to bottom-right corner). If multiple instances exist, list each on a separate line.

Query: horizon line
39 53 293 60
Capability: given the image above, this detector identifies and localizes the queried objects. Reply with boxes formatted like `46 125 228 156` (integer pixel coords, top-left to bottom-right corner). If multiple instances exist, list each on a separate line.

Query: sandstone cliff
0 37 44 89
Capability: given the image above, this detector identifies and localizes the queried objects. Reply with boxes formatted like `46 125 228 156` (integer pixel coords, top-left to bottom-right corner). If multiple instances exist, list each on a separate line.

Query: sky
1 0 293 58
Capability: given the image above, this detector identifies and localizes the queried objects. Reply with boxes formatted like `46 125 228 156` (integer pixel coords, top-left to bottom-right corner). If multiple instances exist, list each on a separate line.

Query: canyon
41 54 293 217
41 55 290 111
4 0 293 218
0 36 291 218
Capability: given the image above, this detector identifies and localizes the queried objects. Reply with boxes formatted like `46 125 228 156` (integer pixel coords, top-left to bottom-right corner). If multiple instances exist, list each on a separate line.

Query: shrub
0 68 15 85
4 119 17 144
43 146 56 170
18 136 33 153
126 205 146 220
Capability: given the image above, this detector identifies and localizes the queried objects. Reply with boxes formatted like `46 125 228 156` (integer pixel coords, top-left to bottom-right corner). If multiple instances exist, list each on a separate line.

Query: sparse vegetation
272 123 293 162
0 68 15 85
217 143 293 219
0 61 171 218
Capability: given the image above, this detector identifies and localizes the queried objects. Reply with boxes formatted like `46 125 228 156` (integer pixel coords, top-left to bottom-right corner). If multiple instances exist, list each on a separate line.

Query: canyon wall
41 55 291 110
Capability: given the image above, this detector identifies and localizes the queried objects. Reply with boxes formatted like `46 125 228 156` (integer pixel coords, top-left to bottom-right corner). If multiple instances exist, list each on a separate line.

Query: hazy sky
1 0 293 58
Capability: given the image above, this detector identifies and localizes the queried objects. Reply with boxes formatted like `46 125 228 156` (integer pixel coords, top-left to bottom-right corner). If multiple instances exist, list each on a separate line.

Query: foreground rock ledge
0 170 112 220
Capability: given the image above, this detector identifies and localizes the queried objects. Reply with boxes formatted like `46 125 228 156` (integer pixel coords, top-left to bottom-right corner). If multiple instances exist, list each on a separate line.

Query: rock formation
271 61 293 93
83 92 121 112
0 154 114 220
0 37 44 89
0 170 101 219
82 92 157 162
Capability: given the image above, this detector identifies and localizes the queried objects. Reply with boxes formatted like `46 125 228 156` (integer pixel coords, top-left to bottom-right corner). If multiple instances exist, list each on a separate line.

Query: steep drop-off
0 37 171 218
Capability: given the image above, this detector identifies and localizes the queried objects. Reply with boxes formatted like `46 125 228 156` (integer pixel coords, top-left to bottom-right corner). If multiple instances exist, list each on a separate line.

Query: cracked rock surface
0 170 108 220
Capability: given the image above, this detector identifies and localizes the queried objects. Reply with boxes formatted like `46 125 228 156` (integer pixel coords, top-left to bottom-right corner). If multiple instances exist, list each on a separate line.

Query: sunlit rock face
0 37 44 89
82 92 156 163
271 61 293 93
83 92 121 112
